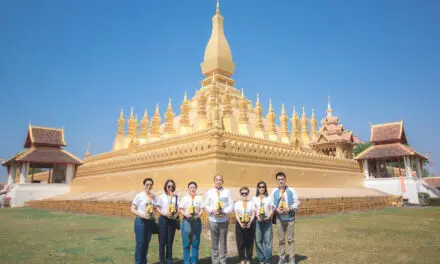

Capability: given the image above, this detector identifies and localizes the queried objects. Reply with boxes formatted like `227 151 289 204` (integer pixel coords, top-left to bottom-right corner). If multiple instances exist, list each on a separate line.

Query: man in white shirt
270 172 300 264
204 174 233 264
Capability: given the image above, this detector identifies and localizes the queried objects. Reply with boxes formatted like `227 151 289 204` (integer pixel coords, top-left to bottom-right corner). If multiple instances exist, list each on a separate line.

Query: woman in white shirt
252 181 274 264
131 178 158 264
234 186 256 264
157 179 179 264
179 181 205 264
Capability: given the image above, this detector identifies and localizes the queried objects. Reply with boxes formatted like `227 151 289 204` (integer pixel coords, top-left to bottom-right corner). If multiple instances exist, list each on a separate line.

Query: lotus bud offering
241 213 250 225
189 205 196 219
168 204 177 214
145 204 154 219
259 206 265 218
216 201 224 215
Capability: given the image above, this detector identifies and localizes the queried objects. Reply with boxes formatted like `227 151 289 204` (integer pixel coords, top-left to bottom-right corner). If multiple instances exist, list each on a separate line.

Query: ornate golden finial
117 109 125 135
266 99 277 138
216 0 220 14
164 99 176 137
311 108 317 138
291 106 300 138
180 93 191 129
134 114 139 138
239 90 249 123
241 88 244 97
149 104 162 139
184 91 188 101
127 107 136 138
140 109 149 137
254 93 265 138
280 104 289 141
301 106 309 136
196 93 209 130
84 143 90 159
327 95 333 117
222 87 233 116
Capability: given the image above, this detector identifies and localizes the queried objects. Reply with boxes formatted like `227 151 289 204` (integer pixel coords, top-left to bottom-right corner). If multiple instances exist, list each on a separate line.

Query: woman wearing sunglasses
157 179 179 264
252 181 273 264
234 186 256 264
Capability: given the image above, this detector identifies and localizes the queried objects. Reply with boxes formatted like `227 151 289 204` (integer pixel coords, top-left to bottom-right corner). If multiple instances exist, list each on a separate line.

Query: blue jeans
134 217 154 264
159 216 177 264
255 220 273 263
181 218 202 264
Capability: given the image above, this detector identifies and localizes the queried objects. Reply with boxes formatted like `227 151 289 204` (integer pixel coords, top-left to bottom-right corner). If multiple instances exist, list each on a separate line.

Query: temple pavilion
2 125 82 185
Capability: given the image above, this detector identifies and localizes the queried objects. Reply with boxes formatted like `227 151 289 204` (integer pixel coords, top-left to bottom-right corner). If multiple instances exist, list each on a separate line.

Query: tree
354 142 372 157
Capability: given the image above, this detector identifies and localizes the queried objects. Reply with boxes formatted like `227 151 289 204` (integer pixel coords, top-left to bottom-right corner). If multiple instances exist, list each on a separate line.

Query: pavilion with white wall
2 125 82 206
355 121 438 204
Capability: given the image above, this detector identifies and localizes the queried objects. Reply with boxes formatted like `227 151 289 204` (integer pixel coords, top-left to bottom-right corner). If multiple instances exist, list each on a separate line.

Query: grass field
0 207 439 263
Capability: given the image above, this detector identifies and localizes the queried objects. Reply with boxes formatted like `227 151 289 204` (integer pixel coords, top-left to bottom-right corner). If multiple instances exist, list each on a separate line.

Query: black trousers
159 216 177 264
235 221 256 261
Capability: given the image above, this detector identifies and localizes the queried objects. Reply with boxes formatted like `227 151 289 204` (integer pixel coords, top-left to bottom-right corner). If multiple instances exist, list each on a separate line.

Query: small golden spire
127 107 136 138
254 93 265 138
149 104 162 139
311 108 317 139
239 90 249 123
196 93 208 130
84 143 90 159
301 106 309 136
266 99 276 136
291 106 300 138
280 104 289 139
130 107 134 119
241 88 244 97
164 99 176 137
222 87 233 116
117 109 125 135
180 93 191 128
327 95 333 117
216 0 220 14
140 109 149 137
184 91 188 101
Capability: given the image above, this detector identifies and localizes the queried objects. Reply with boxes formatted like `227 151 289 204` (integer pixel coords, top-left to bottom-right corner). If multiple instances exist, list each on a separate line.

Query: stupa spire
311 108 317 139
179 92 192 134
254 94 266 139
140 109 149 137
201 0 235 77
149 104 162 140
266 99 278 141
291 106 300 138
280 104 289 143
327 95 333 117
117 109 125 135
163 99 176 137
127 107 136 138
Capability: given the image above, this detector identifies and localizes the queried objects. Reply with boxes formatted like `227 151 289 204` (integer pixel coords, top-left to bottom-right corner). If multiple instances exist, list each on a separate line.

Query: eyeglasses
258 185 265 189
241 192 248 196
145 183 152 186
167 185 174 189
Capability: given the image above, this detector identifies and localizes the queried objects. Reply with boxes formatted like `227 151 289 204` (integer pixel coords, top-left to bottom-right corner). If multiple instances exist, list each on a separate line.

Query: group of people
131 172 299 264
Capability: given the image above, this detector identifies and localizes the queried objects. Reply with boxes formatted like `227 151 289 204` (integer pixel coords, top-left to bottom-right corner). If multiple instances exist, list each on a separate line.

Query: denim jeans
255 220 273 263
181 218 202 264
134 217 154 264
159 216 177 264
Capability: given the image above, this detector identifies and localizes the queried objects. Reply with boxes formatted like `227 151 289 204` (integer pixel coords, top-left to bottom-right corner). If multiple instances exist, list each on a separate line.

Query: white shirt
132 192 158 215
179 194 205 216
234 200 256 218
251 195 273 218
157 193 179 215
270 187 300 210
204 188 233 223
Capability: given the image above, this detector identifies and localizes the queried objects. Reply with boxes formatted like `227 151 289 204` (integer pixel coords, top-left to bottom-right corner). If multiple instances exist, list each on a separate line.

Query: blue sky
0 0 439 181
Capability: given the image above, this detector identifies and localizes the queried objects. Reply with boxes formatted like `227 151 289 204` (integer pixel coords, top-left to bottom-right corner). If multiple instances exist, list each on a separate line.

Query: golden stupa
73 1 362 192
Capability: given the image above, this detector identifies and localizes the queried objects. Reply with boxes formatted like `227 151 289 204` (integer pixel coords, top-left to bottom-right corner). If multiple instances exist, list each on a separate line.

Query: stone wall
26 196 399 227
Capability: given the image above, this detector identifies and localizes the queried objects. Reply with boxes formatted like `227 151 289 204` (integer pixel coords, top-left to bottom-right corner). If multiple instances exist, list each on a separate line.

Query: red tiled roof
24 125 66 148
2 148 82 166
370 121 407 144
355 143 426 160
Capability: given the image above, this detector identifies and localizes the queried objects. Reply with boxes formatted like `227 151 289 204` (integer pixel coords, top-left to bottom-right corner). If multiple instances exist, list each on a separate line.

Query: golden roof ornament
254 94 265 136
140 109 149 137
117 109 125 135
84 143 90 159
239 89 249 123
266 99 277 136
311 108 317 138
149 104 162 139
196 93 208 130
180 92 191 128
280 104 289 139
163 99 176 137
327 95 333 117
291 106 300 138
127 107 137 138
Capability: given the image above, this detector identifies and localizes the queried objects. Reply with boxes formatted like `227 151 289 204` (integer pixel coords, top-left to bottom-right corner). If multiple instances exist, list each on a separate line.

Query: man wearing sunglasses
270 172 300 264
204 174 233 264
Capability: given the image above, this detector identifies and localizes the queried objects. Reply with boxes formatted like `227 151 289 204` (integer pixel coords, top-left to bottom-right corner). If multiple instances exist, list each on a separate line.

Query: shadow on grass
154 254 308 264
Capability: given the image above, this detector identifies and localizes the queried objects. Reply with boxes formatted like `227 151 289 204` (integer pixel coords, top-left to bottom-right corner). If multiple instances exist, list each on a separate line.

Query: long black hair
255 181 268 197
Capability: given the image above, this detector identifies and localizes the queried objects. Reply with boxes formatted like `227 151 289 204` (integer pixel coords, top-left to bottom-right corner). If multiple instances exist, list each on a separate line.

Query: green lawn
0 207 439 264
